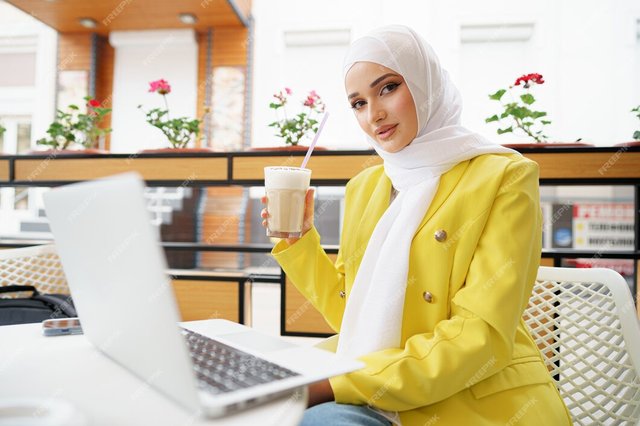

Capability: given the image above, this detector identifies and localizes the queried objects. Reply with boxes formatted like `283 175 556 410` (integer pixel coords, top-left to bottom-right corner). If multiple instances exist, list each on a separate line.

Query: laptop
43 172 363 418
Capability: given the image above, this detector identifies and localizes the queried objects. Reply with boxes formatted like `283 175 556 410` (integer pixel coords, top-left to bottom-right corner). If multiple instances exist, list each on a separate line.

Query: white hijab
336 25 518 358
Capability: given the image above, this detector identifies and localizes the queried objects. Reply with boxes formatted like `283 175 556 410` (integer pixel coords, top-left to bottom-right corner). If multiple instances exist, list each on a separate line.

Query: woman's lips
377 124 398 141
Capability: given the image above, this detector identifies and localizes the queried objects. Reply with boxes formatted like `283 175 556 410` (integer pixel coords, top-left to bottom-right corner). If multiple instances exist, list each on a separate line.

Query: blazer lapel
350 160 470 262
353 171 392 258
413 160 470 237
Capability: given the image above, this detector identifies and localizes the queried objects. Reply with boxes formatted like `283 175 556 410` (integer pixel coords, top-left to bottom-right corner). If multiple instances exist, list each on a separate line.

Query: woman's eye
381 82 399 95
351 100 365 110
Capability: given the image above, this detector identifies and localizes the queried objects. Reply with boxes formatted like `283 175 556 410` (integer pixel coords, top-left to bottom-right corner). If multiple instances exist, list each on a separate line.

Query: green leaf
510 106 529 119
520 93 535 105
497 126 513 135
485 114 499 123
531 111 547 119
541 120 552 125
489 89 506 101
634 130 640 140
500 111 509 119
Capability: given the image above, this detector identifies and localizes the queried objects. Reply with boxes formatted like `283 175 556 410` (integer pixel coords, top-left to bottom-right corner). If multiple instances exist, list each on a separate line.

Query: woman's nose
368 103 386 124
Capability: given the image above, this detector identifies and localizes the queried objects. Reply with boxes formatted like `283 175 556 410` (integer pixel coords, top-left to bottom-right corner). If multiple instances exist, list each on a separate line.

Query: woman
261 25 572 426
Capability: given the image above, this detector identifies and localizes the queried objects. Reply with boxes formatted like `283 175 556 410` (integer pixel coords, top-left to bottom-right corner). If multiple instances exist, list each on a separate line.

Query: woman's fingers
261 197 269 228
302 188 315 231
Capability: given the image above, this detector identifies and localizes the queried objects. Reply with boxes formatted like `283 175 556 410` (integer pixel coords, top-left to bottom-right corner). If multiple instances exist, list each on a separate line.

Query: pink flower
148 79 171 95
273 88 291 105
303 90 323 109
303 96 316 108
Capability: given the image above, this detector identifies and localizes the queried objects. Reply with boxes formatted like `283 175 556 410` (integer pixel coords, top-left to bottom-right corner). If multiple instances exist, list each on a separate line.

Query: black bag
0 285 77 326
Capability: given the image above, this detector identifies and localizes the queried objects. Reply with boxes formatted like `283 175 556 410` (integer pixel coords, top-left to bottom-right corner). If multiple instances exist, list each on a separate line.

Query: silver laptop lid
43 172 200 413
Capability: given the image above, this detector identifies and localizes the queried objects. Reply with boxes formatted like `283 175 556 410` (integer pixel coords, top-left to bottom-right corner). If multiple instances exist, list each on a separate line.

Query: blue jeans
300 402 393 426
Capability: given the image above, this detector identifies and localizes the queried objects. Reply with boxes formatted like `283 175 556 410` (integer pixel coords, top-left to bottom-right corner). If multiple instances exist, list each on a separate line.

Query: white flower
55 135 66 144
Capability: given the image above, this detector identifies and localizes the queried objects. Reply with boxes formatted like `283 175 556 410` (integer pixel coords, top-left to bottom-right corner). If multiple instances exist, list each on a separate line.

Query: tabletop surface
0 323 307 426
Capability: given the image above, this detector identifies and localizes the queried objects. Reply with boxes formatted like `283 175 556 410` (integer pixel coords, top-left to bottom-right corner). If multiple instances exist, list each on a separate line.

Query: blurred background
0 0 638 154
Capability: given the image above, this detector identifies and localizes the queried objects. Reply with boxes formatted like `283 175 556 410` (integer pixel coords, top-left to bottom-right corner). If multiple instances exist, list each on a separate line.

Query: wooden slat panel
196 31 209 148
14 157 227 182
58 33 92 71
0 160 9 182
200 186 244 268
95 35 114 150
172 279 239 322
233 155 382 181
284 254 336 335
212 27 249 66
540 257 554 267
6 0 247 36
526 152 640 179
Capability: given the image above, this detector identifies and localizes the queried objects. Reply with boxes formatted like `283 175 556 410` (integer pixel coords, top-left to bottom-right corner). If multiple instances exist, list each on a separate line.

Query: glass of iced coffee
264 166 311 238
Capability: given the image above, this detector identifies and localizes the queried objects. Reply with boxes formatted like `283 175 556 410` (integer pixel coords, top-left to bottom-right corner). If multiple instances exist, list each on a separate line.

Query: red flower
514 73 545 87
148 79 171 95
87 99 101 108
285 87 292 95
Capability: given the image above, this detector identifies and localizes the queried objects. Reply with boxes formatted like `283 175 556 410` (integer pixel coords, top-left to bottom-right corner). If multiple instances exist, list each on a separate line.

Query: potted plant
32 97 111 154
138 79 212 153
615 105 640 147
251 88 327 151
486 73 591 148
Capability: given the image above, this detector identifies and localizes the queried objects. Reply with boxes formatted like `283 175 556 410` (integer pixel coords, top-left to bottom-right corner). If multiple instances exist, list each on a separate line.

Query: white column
109 29 198 152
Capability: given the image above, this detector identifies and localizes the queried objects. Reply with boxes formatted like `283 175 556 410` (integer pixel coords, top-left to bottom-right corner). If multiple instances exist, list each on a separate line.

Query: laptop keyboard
181 328 300 395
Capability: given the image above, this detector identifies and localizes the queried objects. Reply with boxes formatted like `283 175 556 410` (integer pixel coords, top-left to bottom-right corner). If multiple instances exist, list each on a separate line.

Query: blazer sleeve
329 159 543 411
271 226 346 332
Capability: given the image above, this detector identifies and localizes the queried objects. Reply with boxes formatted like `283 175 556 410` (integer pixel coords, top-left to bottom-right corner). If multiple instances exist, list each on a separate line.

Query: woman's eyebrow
369 73 398 88
348 73 399 99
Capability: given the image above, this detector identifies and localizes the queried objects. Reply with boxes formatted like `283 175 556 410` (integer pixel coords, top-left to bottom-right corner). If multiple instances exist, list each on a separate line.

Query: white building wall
251 0 640 147
0 1 56 148
0 1 638 149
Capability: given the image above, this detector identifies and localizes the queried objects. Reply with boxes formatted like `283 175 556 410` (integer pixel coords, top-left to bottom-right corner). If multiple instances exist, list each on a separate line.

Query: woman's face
345 62 418 153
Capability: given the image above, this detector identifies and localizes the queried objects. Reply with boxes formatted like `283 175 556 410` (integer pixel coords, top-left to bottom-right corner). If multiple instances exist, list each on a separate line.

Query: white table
0 323 307 426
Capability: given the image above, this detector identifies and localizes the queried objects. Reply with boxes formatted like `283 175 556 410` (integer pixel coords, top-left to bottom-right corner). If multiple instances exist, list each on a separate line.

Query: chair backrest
524 266 640 425
0 244 69 295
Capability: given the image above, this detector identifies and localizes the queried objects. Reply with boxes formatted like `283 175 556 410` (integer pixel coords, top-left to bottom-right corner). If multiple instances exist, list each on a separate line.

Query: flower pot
25 148 109 156
613 141 640 148
500 142 594 149
248 145 328 152
137 147 218 154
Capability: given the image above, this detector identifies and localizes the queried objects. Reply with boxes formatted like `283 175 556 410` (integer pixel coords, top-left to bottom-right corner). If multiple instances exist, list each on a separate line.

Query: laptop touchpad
221 330 296 352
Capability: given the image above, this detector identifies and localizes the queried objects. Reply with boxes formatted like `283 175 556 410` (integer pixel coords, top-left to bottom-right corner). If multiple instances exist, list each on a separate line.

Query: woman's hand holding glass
261 188 315 246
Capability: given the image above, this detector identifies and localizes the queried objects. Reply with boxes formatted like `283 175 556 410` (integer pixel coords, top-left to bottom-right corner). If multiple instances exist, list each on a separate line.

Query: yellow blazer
273 154 572 425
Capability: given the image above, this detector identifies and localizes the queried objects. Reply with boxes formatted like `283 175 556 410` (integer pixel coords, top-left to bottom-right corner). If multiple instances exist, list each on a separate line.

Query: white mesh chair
0 244 69 296
524 266 640 425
